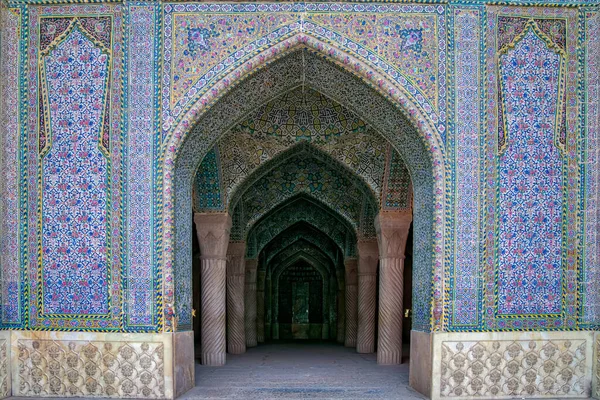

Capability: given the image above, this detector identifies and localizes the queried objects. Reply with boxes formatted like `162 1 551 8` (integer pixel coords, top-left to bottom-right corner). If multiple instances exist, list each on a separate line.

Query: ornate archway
163 44 445 334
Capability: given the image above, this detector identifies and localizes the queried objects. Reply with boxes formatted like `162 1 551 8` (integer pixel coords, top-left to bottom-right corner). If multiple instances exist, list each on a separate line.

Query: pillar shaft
226 242 246 355
245 259 258 348
375 211 412 365
257 270 266 343
337 288 345 344
357 240 378 354
194 213 232 366
344 258 358 348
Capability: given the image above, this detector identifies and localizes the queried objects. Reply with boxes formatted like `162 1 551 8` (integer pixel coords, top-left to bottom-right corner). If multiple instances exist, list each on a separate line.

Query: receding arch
165 42 444 332
228 142 378 238
246 194 357 259
260 222 343 269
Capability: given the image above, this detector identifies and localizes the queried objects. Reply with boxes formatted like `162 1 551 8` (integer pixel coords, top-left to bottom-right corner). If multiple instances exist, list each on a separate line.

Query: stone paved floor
182 341 426 399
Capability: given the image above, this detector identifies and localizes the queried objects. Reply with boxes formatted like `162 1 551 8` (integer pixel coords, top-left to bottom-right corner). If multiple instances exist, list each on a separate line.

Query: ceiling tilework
244 195 356 259
192 147 224 210
217 87 389 205
240 151 368 231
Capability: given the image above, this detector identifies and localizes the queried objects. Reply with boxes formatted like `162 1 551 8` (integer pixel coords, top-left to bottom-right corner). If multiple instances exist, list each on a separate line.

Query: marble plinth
431 330 594 400
0 331 10 399
409 330 432 398
8 330 197 399
594 331 600 399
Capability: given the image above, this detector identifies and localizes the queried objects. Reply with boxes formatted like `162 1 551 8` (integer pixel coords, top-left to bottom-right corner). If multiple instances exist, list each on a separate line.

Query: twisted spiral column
357 272 377 353
377 257 404 364
200 258 227 365
375 211 412 365
226 242 246 355
357 241 378 354
194 213 232 366
344 258 358 348
245 259 258 348
257 271 266 343
337 288 345 344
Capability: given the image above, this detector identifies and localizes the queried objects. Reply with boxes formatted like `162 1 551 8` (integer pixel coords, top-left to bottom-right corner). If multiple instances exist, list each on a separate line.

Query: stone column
257 270 266 343
344 257 358 348
194 213 232 366
245 259 258 348
226 242 246 355
337 285 345 344
265 273 272 340
375 211 412 365
357 240 379 354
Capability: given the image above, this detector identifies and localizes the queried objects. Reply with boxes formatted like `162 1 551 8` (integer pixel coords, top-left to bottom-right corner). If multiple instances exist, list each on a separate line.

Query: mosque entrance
171 47 439 394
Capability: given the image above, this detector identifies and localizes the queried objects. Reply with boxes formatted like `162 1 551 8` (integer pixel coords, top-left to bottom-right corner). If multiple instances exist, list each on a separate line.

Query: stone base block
431 330 594 400
8 330 197 399
409 330 432 397
594 331 599 399
0 331 10 399
173 331 195 398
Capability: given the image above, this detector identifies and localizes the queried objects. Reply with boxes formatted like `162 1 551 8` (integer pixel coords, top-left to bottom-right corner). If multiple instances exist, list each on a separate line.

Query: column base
344 339 356 348
377 350 401 365
201 352 226 366
227 343 246 355
257 335 264 343
356 344 374 354
246 338 257 348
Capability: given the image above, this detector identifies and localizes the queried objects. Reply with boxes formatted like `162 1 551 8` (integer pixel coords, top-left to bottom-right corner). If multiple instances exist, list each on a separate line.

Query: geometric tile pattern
193 147 224 210
0 5 22 326
583 9 600 329
2 1 597 337
39 22 111 316
483 7 581 331
214 87 390 205
127 3 159 329
235 148 376 235
23 4 125 331
448 6 482 328
496 27 564 316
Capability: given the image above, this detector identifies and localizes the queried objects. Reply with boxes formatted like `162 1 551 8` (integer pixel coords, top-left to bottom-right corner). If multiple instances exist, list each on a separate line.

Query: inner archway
167 43 443 393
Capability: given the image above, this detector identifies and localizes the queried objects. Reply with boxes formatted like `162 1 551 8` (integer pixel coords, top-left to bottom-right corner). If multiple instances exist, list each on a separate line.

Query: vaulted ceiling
193 86 412 241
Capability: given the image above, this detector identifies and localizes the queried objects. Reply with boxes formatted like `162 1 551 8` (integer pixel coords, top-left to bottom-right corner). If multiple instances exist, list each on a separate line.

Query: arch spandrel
167 43 444 332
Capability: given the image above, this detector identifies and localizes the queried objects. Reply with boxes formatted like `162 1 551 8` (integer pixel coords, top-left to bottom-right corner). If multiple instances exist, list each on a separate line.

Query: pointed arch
164 39 445 332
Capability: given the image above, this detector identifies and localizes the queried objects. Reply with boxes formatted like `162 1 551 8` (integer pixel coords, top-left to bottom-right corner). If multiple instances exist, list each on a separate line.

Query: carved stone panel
432 331 593 399
14 333 167 398
0 331 9 399
594 332 600 399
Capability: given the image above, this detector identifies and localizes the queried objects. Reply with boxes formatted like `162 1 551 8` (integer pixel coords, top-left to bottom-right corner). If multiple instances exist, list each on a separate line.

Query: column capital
227 241 246 276
245 258 258 283
344 257 358 286
357 240 378 275
375 211 412 259
194 212 232 259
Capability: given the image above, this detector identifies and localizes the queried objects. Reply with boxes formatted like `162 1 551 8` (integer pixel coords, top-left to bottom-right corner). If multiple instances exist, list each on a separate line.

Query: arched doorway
163 43 445 395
